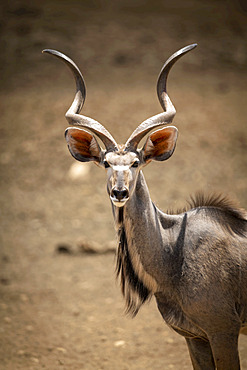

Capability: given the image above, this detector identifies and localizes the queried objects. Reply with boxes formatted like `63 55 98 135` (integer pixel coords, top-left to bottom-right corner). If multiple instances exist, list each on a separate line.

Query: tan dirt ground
0 0 247 369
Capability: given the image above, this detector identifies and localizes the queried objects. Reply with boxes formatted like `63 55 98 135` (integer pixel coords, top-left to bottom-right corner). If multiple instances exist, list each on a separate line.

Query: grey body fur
116 171 247 369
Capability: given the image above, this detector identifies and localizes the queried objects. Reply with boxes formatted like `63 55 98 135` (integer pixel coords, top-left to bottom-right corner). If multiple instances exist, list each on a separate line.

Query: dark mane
186 192 247 237
116 225 152 317
187 192 244 213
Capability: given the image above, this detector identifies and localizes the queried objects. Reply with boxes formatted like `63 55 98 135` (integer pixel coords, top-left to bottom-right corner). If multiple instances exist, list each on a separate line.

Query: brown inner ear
66 128 101 162
149 128 175 157
150 132 171 157
143 126 178 162
71 130 93 157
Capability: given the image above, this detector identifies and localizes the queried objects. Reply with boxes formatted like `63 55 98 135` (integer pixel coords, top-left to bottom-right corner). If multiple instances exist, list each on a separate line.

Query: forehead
105 151 137 165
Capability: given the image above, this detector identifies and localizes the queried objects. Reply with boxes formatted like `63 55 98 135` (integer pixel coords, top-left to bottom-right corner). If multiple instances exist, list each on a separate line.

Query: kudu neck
113 171 153 227
112 170 181 314
113 170 176 229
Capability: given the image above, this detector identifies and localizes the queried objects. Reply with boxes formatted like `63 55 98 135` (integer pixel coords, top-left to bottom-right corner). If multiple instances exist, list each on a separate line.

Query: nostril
112 189 119 198
121 189 128 199
111 188 129 201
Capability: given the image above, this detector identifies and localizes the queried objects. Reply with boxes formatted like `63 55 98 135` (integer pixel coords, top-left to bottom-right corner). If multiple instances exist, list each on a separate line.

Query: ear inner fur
143 126 178 161
65 128 101 162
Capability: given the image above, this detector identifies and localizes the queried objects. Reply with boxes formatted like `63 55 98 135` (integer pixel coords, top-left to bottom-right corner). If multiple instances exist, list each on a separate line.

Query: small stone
78 240 101 254
56 244 73 255
31 357 39 363
4 316 11 324
114 340 125 347
17 350 26 356
56 347 67 353
166 338 174 344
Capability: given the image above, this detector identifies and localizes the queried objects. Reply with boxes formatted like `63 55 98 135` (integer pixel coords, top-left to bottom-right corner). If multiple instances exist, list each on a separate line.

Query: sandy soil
0 0 247 368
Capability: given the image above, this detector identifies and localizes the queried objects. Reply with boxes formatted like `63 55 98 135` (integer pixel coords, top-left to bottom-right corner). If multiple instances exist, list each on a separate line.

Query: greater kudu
43 44 247 369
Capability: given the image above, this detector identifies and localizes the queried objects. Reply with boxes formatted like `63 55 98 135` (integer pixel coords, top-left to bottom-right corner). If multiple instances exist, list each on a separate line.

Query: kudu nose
111 187 129 201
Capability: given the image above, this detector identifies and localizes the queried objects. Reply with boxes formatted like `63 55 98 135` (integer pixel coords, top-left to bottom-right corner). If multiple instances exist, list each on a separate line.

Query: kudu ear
65 127 102 163
142 126 178 163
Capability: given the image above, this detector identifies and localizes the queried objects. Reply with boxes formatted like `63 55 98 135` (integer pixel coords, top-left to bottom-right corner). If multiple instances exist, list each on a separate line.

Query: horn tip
181 43 198 55
42 49 59 56
189 43 198 50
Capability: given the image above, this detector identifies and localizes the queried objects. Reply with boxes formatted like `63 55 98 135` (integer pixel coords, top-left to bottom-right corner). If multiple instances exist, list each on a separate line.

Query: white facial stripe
112 165 130 171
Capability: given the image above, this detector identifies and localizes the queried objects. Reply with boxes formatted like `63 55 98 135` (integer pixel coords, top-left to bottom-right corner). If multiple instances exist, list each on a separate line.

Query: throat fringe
116 208 152 316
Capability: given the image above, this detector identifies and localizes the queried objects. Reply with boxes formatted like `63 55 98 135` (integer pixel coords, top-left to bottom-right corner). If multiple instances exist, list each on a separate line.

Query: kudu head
43 44 197 207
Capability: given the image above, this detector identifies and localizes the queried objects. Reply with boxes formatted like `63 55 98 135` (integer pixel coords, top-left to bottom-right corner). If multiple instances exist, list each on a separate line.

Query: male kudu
43 44 247 369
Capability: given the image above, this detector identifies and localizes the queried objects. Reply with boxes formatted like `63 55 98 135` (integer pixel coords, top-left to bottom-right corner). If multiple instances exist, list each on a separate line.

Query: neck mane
114 171 155 316
116 207 152 316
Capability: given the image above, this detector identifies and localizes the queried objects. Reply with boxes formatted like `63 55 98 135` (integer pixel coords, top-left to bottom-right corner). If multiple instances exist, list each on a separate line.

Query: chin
111 199 128 208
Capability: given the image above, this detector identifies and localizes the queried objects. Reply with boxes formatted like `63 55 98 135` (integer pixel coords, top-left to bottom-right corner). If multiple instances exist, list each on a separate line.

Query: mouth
110 197 129 207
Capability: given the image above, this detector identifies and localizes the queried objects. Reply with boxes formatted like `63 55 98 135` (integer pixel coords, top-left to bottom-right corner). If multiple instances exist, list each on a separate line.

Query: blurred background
0 0 247 369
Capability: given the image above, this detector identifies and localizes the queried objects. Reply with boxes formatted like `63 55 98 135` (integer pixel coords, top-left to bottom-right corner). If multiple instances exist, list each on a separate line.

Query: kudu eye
103 160 110 169
131 160 139 168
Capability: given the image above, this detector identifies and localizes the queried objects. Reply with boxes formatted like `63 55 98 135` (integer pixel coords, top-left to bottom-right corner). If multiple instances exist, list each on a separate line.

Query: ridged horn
125 43 197 150
42 49 118 150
